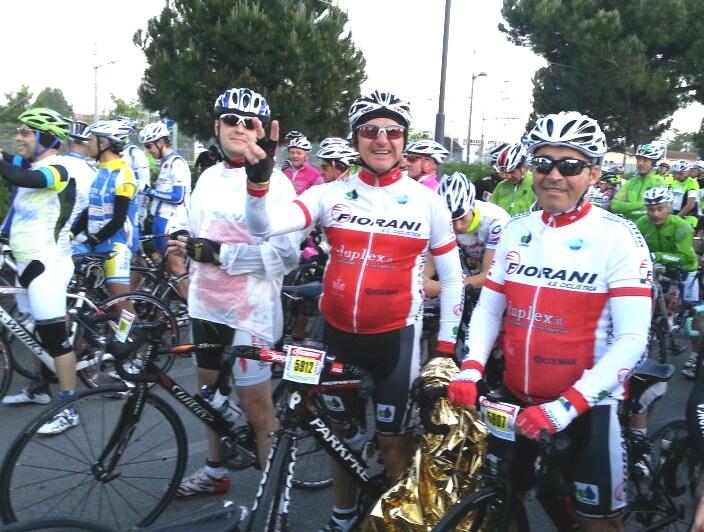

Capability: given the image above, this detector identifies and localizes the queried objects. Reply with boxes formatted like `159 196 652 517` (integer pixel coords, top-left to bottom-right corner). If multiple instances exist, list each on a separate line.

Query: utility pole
465 72 487 162
434 0 451 146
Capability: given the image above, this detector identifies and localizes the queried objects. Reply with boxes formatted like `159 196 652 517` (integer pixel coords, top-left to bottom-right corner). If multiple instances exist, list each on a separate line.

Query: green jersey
635 214 697 272
671 176 699 213
611 172 664 221
490 172 535 216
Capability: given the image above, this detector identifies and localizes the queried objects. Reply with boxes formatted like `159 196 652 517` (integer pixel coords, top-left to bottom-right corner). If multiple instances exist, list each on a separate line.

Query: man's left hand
185 237 221 264
516 396 580 440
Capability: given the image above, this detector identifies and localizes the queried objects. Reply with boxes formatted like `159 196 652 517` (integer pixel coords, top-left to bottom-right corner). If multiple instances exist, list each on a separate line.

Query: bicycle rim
0 384 187 529
432 487 528 531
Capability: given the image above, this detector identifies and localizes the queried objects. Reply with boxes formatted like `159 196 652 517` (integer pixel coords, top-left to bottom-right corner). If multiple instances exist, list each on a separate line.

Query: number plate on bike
114 309 135 343
282 344 325 384
480 397 519 442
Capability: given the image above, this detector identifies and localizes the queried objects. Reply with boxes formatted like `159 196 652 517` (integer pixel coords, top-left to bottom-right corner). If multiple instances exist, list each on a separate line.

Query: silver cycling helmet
495 142 527 172
316 139 359 167
404 139 449 165
438 171 475 220
635 143 665 161
643 186 673 205
526 111 607 159
87 119 132 148
288 136 312 151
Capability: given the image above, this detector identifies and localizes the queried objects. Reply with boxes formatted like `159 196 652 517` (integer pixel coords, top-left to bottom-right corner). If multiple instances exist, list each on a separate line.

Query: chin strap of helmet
32 131 60 161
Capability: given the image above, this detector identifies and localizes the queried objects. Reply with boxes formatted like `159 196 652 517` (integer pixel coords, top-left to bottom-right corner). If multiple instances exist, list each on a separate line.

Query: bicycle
650 266 683 363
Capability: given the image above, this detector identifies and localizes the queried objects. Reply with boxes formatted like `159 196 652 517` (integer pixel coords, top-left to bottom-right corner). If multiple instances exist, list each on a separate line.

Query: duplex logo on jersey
507 302 565 329
335 243 392 264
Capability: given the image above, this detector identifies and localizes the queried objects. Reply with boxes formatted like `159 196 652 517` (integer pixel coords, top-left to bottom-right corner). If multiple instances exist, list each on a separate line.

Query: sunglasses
531 156 592 177
404 155 424 163
356 124 405 140
144 142 154 149
220 113 256 130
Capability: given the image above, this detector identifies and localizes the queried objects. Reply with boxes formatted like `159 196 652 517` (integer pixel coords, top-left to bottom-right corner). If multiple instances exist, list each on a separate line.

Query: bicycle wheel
0 384 187 530
77 292 180 388
0 333 13 401
432 486 529 531
0 518 116 531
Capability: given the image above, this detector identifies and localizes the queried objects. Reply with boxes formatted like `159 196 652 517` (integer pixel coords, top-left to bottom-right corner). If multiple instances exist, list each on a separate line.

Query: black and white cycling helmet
438 171 475 220
671 159 689 173
404 139 449 164
213 87 271 122
87 120 132 147
111 115 137 133
285 130 305 143
316 139 359 167
288 136 312 151
643 186 673 205
526 111 607 159
139 122 170 144
489 142 510 164
319 137 347 150
635 143 665 161
348 90 412 132
691 160 704 171
68 120 91 143
495 142 527 172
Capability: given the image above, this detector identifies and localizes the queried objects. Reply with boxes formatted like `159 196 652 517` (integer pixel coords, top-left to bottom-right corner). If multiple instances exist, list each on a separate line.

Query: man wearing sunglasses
243 89 463 531
611 143 666 222
316 138 359 182
450 111 652 531
167 87 301 498
403 139 449 192
490 142 536 216
283 135 323 194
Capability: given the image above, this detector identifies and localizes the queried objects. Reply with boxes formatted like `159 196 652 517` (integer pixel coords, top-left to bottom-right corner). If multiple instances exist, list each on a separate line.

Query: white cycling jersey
149 153 191 229
122 144 150 226
455 200 509 274
63 151 96 223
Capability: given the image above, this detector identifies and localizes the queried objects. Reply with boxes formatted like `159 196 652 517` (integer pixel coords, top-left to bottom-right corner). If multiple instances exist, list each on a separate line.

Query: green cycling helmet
600 172 622 187
18 107 70 139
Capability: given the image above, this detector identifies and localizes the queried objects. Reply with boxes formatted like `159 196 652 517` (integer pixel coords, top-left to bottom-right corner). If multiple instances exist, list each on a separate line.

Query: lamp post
434 0 451 145
466 72 487 163
93 59 117 122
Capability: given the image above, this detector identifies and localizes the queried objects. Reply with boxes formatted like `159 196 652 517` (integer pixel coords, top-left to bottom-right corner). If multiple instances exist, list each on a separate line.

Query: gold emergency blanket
360 357 487 531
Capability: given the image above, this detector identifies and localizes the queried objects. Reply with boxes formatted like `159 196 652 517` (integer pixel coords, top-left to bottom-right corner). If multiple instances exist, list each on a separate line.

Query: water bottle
200 385 242 425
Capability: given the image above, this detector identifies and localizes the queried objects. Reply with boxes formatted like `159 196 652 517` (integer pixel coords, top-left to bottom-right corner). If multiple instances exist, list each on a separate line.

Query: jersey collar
224 158 245 169
359 167 403 187
541 201 592 227
99 158 126 170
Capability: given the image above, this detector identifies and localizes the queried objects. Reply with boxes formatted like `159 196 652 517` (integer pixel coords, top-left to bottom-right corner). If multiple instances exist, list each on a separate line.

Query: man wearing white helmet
611 143 665 221
449 111 652 530
316 138 358 182
490 142 536 215
284 134 323 194
403 139 448 191
243 89 463 532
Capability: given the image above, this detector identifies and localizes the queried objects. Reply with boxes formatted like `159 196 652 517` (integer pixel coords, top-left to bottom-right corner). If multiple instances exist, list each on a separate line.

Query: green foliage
694 120 704 158
442 162 493 181
0 85 33 121
109 95 146 121
33 88 73 117
665 129 696 152
134 0 366 140
501 0 704 148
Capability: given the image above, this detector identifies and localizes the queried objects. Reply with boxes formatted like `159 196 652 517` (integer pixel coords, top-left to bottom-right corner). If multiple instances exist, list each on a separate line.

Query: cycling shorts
321 320 421 437
103 243 132 285
508 400 626 519
152 215 187 255
191 318 271 387
15 257 73 323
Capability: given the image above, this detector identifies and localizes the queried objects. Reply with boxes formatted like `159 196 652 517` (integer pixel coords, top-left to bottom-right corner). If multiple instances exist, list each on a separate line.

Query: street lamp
93 59 117 121
465 72 487 163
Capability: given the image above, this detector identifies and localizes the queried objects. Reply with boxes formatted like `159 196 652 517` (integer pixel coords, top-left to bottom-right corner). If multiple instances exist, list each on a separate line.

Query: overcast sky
3 0 701 144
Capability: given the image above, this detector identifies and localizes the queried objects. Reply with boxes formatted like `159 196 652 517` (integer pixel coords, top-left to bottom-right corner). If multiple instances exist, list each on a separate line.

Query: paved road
0 336 696 531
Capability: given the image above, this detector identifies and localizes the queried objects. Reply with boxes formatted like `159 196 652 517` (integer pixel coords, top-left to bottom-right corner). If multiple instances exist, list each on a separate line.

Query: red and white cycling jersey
246 167 463 352
463 202 652 408
455 200 509 274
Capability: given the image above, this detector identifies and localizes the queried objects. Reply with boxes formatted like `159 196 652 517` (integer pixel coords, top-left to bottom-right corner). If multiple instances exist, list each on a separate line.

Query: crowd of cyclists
0 85 702 531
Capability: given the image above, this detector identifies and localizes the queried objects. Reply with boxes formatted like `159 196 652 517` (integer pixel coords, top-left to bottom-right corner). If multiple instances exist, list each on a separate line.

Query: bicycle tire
0 334 13 401
77 291 179 388
432 486 529 531
0 384 187 530
0 518 116 531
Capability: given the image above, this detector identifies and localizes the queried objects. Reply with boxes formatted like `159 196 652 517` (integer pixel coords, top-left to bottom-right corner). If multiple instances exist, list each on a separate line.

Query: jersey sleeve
115 168 137 199
485 211 509 250
606 220 653 297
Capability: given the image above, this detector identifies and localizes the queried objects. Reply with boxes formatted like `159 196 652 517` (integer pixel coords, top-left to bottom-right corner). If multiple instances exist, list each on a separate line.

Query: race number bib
282 344 325 384
480 397 519 442
114 309 135 343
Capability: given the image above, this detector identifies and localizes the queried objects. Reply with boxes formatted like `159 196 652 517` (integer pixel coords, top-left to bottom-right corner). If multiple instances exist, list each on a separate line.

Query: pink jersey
416 173 440 192
284 162 324 195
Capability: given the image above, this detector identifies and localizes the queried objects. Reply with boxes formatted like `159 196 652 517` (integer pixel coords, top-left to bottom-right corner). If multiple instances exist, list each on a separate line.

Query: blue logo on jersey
568 237 584 250
519 232 532 246
345 189 358 200
396 194 408 205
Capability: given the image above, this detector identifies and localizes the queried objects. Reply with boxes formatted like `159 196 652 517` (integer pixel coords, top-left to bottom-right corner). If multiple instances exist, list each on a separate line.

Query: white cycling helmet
285 130 305 142
111 115 137 133
348 90 412 132
316 140 359 167
68 120 91 143
213 87 271 122
404 139 449 165
495 142 527 172
489 142 510 164
526 111 607 159
671 159 689 173
690 160 704 171
635 143 665 161
87 120 131 147
288 136 312 151
438 171 475 220
643 186 673 205
319 136 347 149
139 122 170 144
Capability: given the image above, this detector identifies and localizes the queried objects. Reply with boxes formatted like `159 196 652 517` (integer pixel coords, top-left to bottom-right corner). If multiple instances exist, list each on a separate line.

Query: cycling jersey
463 202 652 407
148 152 191 226
455 200 509 275
63 151 96 223
284 162 323 195
415 173 440 192
121 144 151 228
88 158 138 251
490 172 535 216
611 172 664 221
245 168 464 353
635 214 698 272
188 164 301 344
671 176 699 214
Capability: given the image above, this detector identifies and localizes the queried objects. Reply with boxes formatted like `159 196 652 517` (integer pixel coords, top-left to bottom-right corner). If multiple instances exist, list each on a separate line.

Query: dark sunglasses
531 156 592 177
144 142 154 149
405 154 425 163
220 113 256 130
356 124 405 140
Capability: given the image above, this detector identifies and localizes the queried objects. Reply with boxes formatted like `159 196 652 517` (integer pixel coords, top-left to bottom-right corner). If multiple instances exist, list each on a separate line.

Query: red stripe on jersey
461 360 485 373
609 287 651 298
293 199 312 228
431 240 457 256
484 278 504 293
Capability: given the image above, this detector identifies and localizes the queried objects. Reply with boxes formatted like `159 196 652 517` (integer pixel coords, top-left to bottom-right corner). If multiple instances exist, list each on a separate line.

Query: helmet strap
32 131 59 160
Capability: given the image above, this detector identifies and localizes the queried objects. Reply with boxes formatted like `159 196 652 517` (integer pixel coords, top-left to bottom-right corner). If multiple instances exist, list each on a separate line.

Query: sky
3 0 702 145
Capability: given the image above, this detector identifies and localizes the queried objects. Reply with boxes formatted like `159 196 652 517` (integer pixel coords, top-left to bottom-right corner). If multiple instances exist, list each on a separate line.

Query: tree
134 0 366 141
500 0 704 148
0 85 33 121
108 95 147 122
664 129 695 152
33 88 73 117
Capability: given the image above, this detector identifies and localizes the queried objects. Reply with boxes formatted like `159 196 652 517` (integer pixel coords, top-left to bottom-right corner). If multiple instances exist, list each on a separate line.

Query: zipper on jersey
352 183 379 332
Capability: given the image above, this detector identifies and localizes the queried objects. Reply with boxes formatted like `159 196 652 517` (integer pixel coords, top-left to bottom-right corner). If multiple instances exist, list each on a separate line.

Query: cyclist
316 138 359 182
474 142 509 203
403 139 449 191
167 87 300 497
243 89 464 531
194 144 222 175
490 142 535 215
670 159 699 227
0 108 87 434
284 135 323 194
63 121 97 231
449 111 652 531
656 159 672 180
595 172 622 211
71 120 138 297
611 143 665 221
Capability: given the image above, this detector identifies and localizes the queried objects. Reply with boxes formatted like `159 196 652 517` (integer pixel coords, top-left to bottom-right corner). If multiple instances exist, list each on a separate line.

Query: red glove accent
516 405 557 440
448 379 478 408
